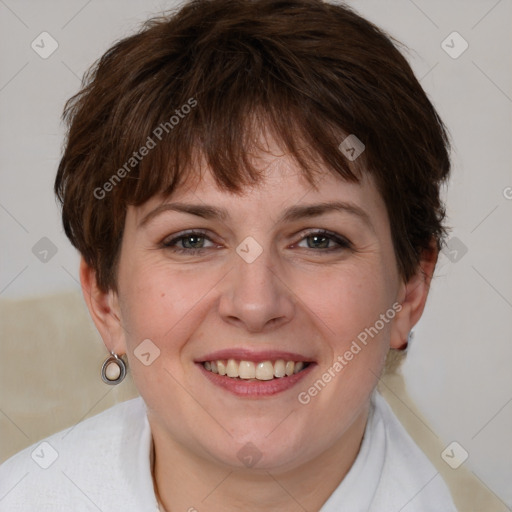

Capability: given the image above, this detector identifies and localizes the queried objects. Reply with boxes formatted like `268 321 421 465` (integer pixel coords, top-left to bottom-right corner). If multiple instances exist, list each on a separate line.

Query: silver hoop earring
406 330 414 348
101 352 127 385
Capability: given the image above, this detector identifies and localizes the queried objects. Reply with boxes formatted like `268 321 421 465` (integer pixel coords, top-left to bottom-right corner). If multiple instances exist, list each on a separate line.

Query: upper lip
195 348 314 363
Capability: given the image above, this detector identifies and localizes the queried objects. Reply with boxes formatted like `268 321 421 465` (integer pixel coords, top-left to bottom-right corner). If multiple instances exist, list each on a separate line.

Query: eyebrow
138 200 374 231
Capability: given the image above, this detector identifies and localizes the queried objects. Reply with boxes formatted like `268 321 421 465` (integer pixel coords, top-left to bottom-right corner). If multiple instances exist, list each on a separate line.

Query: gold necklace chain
151 441 169 512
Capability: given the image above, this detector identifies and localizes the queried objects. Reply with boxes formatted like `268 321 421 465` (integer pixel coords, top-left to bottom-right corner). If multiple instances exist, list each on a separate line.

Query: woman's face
107 142 409 472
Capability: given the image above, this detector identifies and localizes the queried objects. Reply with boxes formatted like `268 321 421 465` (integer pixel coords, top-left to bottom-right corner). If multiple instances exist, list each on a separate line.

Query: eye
161 230 216 254
160 228 352 255
295 229 352 252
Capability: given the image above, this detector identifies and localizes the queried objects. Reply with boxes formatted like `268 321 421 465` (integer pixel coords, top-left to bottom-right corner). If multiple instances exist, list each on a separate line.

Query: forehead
128 147 389 234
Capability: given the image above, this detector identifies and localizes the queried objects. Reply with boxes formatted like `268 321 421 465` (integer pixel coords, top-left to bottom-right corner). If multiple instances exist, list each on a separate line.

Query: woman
0 0 457 509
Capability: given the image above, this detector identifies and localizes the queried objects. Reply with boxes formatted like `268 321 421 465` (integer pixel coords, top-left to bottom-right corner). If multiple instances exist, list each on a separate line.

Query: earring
405 330 414 349
101 352 127 385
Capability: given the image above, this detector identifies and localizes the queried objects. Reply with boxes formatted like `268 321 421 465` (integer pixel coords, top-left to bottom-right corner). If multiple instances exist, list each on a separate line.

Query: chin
202 424 312 472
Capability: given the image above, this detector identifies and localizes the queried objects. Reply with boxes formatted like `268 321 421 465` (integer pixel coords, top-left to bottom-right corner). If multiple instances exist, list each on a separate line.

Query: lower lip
197 363 315 398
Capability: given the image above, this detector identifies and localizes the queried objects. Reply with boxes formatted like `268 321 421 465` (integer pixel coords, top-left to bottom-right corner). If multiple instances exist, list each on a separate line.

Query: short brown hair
55 0 451 292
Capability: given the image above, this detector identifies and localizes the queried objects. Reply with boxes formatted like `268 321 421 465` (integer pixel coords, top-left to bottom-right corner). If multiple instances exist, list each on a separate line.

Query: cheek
298 262 393 346
295 266 395 421
117 257 221 347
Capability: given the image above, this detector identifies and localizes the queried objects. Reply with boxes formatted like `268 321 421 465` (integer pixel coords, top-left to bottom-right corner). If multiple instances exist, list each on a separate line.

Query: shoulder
0 397 157 511
370 392 457 512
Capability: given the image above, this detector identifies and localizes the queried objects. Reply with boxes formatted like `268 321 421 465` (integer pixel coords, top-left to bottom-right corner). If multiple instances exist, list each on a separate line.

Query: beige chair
0 291 502 510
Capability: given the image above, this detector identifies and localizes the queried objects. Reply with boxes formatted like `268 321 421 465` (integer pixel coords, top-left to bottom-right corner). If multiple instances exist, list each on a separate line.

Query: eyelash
161 229 352 255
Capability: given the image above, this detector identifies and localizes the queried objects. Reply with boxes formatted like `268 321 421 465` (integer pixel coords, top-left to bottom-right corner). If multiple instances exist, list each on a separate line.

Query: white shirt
0 391 456 511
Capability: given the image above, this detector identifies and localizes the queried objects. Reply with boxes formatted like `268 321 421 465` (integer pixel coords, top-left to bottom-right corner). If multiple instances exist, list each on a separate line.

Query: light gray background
1 0 511 506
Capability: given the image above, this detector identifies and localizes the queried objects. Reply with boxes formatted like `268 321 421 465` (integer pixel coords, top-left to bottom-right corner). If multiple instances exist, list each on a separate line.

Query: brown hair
55 0 451 293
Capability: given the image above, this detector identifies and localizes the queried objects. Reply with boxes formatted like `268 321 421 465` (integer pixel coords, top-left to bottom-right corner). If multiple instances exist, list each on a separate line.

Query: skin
81 137 437 511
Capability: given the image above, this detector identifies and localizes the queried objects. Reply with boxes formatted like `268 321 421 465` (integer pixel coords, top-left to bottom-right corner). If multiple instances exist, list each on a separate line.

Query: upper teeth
203 359 306 380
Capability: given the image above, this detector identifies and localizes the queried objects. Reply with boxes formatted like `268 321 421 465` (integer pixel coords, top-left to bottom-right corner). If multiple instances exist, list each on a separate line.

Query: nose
217 245 295 333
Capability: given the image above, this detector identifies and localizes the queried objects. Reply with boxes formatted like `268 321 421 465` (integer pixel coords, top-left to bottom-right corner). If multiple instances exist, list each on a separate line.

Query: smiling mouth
202 359 311 381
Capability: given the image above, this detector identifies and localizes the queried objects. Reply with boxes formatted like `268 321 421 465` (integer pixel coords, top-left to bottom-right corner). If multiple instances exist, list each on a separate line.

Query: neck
151 402 370 512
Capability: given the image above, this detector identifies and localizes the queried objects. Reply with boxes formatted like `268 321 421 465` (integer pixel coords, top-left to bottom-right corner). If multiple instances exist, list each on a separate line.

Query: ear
79 257 127 355
390 241 438 349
